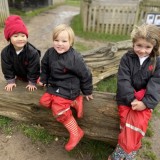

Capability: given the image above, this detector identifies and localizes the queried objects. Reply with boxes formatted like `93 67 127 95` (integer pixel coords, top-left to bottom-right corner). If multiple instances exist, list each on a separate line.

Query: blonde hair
52 24 75 46
131 24 160 72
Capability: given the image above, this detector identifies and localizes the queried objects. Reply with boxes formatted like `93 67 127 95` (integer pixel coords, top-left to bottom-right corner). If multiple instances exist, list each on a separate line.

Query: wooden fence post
0 0 10 26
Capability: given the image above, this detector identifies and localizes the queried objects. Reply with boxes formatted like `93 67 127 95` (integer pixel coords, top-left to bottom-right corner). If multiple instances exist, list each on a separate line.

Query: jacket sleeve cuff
7 79 15 84
28 81 36 86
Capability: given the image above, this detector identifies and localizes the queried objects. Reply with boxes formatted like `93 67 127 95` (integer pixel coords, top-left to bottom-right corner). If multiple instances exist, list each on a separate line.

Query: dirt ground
0 4 160 160
0 131 76 160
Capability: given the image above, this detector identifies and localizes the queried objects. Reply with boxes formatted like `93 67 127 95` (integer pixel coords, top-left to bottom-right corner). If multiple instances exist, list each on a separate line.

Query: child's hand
38 81 46 87
131 99 146 111
85 94 93 101
26 84 37 91
5 83 16 91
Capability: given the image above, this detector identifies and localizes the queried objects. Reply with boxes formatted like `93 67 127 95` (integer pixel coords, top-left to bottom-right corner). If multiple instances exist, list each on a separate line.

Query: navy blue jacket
116 50 160 109
1 42 40 84
40 47 93 100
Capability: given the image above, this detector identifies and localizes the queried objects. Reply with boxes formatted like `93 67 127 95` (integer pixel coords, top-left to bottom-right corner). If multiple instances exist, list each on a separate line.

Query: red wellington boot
63 116 84 151
70 96 83 118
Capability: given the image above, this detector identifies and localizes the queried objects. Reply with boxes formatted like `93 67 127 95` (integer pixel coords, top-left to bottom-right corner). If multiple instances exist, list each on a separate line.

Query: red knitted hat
4 15 28 41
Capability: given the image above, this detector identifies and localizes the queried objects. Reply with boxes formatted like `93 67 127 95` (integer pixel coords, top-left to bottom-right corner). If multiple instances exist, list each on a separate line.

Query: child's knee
39 93 52 108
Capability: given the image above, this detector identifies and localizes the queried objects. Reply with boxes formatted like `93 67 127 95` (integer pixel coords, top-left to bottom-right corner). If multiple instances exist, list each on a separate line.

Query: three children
2 15 160 157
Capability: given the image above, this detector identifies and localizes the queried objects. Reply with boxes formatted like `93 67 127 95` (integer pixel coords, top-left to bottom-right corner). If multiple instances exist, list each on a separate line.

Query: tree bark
0 81 119 146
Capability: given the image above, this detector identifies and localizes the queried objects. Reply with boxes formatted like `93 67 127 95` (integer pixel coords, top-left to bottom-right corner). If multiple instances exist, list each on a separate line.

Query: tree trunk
0 81 119 146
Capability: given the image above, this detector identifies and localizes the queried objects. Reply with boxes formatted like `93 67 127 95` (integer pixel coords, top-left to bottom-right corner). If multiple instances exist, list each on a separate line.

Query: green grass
0 116 12 128
18 123 54 144
74 41 94 52
9 3 65 23
142 139 152 149
65 0 80 6
146 121 154 137
0 116 54 144
143 151 157 160
152 104 160 117
0 116 13 134
138 139 157 160
69 138 114 160
95 75 117 93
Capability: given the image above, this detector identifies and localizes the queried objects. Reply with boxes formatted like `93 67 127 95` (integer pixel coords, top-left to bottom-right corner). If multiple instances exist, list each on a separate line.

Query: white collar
139 56 149 65
16 48 23 55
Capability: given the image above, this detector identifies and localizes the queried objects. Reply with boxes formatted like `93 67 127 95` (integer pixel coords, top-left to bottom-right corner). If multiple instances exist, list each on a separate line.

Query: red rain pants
39 93 73 123
118 89 152 153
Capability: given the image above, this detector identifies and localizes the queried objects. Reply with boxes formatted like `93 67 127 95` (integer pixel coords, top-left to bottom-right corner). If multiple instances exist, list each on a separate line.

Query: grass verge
69 138 114 160
0 116 13 134
18 123 54 144
0 116 54 144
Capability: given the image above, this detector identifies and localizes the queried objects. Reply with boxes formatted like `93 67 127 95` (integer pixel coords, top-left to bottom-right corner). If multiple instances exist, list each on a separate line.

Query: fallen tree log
0 40 133 146
82 40 132 85
0 81 119 146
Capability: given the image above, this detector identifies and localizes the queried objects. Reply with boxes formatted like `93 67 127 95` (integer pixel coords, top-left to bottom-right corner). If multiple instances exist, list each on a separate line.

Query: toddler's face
10 33 27 51
53 30 71 54
133 38 154 58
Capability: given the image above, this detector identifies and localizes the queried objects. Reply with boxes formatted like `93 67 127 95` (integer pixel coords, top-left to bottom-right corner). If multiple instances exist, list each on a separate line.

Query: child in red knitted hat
1 15 40 91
